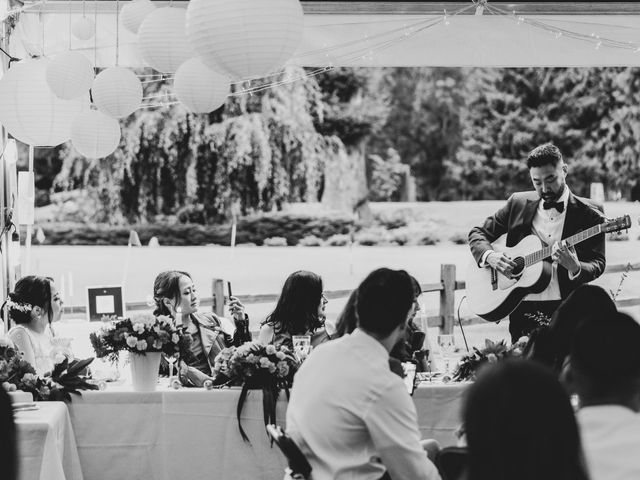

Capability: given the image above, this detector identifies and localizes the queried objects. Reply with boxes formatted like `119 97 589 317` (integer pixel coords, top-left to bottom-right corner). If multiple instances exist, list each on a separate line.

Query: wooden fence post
212 278 225 317
440 264 456 335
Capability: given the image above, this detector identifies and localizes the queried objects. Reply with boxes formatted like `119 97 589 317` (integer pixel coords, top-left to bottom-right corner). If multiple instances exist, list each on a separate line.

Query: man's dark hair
570 312 640 402
355 268 413 337
527 143 563 169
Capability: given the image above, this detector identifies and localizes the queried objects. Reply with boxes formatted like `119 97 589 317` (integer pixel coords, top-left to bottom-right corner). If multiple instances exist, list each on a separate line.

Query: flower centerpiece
453 337 529 382
213 342 299 443
0 337 97 401
90 314 189 391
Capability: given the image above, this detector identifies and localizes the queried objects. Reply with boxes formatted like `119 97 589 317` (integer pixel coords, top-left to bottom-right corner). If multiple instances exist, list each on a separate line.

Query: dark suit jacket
468 191 606 299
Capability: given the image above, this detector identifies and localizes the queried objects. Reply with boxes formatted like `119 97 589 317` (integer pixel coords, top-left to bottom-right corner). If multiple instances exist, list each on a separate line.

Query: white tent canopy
6 1 640 69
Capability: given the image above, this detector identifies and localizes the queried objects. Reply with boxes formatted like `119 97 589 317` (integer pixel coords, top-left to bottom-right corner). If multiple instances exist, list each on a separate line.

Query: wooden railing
63 261 640 334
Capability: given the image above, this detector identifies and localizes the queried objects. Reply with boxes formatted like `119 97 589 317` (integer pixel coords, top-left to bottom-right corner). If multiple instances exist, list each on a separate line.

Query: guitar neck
525 224 603 267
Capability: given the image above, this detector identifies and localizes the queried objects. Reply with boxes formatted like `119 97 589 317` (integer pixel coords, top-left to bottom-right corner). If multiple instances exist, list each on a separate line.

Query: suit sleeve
570 202 606 285
468 195 514 265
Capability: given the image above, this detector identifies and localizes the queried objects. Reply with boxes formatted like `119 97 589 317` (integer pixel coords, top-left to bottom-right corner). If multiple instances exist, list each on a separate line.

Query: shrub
389 228 410 246
416 231 439 246
298 235 323 246
325 234 351 246
372 209 413 229
263 237 289 247
355 228 389 246
176 203 206 224
449 231 468 245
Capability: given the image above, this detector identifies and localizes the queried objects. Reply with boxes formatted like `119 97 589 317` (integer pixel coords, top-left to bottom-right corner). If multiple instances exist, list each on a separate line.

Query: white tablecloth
15 402 84 480
66 381 466 480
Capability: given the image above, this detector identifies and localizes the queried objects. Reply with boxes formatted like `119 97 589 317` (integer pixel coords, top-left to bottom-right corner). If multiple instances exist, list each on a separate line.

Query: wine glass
437 334 456 374
165 353 178 379
292 335 311 362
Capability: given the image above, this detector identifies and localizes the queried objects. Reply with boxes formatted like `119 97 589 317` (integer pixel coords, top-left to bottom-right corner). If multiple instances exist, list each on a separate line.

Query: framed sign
86 285 124 322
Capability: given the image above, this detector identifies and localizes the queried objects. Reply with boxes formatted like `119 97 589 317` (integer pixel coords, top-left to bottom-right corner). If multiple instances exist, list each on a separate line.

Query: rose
136 340 148 351
275 351 285 360
265 345 276 355
132 323 146 334
126 336 138 348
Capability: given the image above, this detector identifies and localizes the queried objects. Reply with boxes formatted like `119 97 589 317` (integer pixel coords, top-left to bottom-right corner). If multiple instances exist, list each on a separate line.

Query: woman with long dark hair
152 270 251 378
5 275 66 375
258 270 328 349
463 360 590 480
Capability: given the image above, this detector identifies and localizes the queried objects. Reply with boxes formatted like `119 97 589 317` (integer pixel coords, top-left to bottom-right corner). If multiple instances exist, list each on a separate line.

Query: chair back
436 446 468 480
266 424 312 480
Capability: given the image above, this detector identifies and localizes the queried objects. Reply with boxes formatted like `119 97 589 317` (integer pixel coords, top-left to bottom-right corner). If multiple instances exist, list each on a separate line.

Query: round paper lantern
71 16 95 41
121 0 156 34
71 110 121 158
138 7 194 73
46 52 95 100
92 67 143 119
186 0 304 80
173 59 229 113
0 58 87 147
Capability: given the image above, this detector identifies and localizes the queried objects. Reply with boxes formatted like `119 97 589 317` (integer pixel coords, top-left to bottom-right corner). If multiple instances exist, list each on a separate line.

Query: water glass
437 334 456 373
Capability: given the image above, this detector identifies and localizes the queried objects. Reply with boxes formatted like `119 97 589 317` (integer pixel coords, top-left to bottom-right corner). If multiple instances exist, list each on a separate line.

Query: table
65 381 466 480
14 402 83 480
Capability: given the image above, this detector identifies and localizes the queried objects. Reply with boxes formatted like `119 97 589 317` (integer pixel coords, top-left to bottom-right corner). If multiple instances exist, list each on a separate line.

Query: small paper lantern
0 58 87 147
92 67 143 119
138 7 194 74
71 16 95 41
186 0 304 80
173 59 229 113
121 0 156 35
70 110 121 158
46 52 95 100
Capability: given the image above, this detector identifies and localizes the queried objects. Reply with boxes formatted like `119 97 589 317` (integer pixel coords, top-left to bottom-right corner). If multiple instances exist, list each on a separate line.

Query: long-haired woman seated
258 270 329 350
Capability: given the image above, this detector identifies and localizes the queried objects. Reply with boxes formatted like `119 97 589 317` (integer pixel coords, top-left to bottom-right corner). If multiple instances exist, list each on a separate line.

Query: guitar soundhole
512 257 525 276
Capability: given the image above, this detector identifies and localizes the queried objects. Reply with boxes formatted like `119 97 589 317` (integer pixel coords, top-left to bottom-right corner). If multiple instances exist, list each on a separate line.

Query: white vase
129 352 161 392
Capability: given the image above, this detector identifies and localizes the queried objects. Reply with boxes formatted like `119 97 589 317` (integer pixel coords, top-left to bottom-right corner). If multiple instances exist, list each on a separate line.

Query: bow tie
542 200 564 213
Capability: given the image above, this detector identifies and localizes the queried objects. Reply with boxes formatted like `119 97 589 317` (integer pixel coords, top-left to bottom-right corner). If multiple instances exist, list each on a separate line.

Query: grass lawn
17 200 640 359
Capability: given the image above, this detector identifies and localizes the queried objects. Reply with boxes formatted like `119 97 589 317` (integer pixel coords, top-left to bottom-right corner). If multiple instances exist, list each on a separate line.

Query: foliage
90 314 189 363
263 236 288 247
298 235 323 246
453 337 528 382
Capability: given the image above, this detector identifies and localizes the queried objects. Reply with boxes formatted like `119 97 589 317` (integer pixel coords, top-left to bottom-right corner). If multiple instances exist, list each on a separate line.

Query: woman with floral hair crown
4 276 69 376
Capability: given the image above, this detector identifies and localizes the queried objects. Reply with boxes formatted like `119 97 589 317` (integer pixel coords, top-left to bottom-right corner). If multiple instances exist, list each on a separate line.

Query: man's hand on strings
487 252 518 278
552 240 580 276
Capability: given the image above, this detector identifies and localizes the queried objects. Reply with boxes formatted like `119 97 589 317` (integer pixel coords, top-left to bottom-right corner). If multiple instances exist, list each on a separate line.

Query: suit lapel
561 192 580 239
522 199 539 230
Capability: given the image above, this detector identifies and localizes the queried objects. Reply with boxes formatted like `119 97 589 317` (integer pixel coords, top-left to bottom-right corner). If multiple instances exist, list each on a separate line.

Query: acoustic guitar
466 215 631 322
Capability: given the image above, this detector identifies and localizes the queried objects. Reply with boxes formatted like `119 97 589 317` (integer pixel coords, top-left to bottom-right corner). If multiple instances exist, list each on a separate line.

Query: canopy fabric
6 2 640 69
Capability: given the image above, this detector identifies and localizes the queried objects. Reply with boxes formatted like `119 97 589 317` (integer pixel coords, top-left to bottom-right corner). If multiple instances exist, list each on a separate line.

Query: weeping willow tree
55 67 343 224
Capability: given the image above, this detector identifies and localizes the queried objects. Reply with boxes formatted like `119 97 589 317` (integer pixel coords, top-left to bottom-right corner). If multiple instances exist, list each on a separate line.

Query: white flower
171 334 179 344
259 357 271 368
131 313 157 326
136 340 148 351
0 336 14 348
53 353 66 364
265 345 276 355
517 336 529 346
126 336 138 348
153 340 163 350
132 323 146 334
512 348 523 356
486 354 498 363
275 351 285 360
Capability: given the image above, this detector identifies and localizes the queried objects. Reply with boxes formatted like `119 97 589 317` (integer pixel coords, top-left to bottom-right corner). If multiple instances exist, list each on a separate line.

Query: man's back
578 405 640 480
286 329 440 480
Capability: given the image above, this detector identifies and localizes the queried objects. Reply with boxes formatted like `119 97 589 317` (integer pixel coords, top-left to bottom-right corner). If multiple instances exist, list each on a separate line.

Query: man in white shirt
286 268 441 480
469 143 606 341
568 311 640 480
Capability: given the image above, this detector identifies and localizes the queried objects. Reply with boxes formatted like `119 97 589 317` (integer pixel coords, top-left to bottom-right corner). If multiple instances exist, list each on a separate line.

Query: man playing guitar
469 143 606 342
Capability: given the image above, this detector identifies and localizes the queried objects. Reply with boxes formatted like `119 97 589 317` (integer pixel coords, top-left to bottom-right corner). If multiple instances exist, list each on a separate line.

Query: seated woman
525 284 617 374
461 360 589 480
258 270 329 350
152 270 252 380
5 275 67 376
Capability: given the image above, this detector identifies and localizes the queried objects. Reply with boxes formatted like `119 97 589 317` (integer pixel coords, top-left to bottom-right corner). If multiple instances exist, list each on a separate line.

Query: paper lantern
0 58 87 147
173 59 229 113
138 7 194 74
71 110 121 158
121 0 156 35
186 0 304 80
71 16 95 41
46 52 95 100
92 67 143 119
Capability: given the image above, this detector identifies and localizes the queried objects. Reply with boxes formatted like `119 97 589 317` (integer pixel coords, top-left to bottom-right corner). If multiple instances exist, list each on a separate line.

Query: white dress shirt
286 328 441 480
577 405 640 480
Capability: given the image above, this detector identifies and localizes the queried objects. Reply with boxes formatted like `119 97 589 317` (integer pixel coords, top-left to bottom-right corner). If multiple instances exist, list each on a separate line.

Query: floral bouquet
1 337 97 401
213 342 299 443
90 314 189 362
452 337 528 382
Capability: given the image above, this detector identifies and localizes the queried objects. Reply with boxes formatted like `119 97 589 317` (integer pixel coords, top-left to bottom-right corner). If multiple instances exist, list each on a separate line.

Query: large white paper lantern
0 59 87 147
71 110 121 158
121 0 156 34
46 52 95 100
173 59 229 113
92 67 142 119
138 7 194 74
186 0 304 80
71 16 95 41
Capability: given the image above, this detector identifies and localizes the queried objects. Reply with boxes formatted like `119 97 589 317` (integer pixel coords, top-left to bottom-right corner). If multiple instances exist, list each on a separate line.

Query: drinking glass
437 334 456 374
164 353 178 379
292 335 311 362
